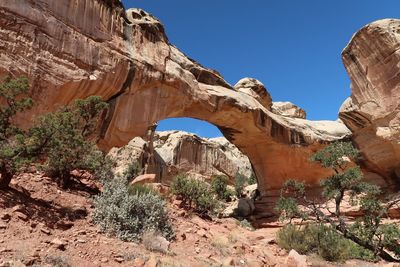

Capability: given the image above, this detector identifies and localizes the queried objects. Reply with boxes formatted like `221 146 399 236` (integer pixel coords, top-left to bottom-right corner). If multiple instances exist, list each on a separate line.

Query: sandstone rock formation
108 137 147 177
234 78 272 110
0 0 351 201
272 102 306 119
108 130 253 184
340 19 400 186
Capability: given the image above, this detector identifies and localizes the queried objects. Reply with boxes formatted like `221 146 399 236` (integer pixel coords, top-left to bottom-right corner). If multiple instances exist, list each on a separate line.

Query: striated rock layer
0 0 351 199
108 130 253 184
340 19 400 186
272 102 306 119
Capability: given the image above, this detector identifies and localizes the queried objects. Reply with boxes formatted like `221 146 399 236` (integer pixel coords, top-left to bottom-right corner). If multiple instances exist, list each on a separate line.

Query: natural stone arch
0 1 350 205
100 71 345 193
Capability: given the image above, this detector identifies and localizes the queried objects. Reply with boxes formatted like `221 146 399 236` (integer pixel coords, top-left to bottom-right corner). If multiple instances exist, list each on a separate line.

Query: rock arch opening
156 118 223 138
145 117 255 185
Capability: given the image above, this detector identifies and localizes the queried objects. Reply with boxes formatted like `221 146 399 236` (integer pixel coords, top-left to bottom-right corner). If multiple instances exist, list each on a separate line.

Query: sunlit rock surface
340 19 400 186
0 0 351 203
108 130 253 184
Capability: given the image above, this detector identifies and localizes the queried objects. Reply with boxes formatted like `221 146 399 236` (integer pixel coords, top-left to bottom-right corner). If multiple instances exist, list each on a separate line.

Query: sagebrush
93 178 174 241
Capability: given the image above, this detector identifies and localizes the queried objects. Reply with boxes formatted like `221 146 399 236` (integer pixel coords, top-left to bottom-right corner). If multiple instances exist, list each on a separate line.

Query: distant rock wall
108 131 253 184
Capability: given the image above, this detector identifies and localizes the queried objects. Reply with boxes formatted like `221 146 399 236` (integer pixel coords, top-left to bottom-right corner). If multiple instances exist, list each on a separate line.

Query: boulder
131 174 156 185
222 198 255 218
284 249 309 267
108 137 147 177
142 232 170 254
243 184 258 198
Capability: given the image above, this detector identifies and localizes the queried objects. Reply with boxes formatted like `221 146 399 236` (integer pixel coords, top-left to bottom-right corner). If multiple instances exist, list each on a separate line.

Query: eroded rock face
340 19 400 186
0 0 351 199
108 130 253 184
234 78 272 111
272 102 306 119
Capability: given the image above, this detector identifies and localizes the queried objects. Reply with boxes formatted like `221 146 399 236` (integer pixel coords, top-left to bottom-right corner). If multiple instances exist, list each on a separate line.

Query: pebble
15 212 28 221
196 229 207 238
40 228 51 235
0 213 11 221
76 230 87 235
11 205 24 213
133 258 146 267
114 257 124 263
0 247 12 253
51 238 67 250
180 233 186 241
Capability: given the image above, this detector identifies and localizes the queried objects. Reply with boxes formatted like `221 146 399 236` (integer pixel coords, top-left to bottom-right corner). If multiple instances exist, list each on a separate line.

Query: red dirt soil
0 172 397 267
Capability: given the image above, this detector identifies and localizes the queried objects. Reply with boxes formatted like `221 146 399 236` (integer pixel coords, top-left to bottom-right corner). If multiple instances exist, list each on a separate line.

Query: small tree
0 77 33 188
211 175 234 201
234 172 247 197
29 96 109 187
0 76 111 188
171 175 218 215
248 171 257 185
276 142 400 261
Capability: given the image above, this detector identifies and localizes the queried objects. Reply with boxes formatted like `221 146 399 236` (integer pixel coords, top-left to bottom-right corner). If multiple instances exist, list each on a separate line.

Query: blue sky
122 0 400 138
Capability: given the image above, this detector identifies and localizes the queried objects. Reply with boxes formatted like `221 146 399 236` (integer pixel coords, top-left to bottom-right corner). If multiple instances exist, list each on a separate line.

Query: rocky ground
0 172 398 267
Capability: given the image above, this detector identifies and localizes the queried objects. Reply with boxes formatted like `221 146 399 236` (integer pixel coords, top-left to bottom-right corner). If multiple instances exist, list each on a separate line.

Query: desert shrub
248 171 257 185
0 77 34 188
277 224 375 262
234 172 247 197
211 236 231 256
277 224 314 254
171 175 218 214
128 183 156 196
92 178 174 241
211 175 234 201
44 255 71 267
90 154 115 183
276 141 400 261
0 77 112 188
123 161 142 181
29 96 109 187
